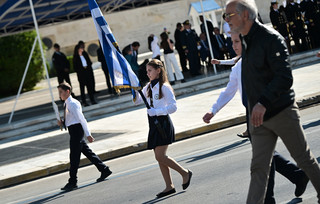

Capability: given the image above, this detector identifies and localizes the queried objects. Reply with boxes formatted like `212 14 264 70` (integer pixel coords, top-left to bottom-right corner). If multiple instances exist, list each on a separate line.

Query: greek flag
88 0 141 98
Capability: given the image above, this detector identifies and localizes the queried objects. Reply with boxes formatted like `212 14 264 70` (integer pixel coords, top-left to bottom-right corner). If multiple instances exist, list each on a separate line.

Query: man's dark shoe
61 183 78 191
97 168 112 182
295 175 309 197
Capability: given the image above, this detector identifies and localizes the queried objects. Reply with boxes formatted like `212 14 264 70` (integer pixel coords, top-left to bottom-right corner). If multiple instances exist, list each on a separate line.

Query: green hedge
0 31 45 98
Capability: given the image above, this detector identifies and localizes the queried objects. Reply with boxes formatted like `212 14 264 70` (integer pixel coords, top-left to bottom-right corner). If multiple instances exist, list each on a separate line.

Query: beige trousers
247 102 320 204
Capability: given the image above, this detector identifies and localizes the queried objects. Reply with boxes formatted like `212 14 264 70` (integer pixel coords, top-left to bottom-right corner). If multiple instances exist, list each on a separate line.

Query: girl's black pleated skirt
147 115 175 149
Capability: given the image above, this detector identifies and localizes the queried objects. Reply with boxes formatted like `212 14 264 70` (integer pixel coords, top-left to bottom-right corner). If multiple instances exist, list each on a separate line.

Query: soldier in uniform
180 20 201 76
285 0 309 52
270 1 292 53
300 0 320 48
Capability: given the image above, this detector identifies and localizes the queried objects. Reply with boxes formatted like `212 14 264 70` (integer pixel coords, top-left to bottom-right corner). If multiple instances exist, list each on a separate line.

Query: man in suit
122 41 140 61
57 82 112 191
122 41 149 84
199 33 210 64
199 15 220 61
180 20 201 76
52 43 72 86
174 23 188 72
213 27 229 60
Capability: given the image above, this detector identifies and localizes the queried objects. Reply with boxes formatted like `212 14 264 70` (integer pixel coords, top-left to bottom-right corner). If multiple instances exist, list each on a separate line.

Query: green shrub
0 31 45 97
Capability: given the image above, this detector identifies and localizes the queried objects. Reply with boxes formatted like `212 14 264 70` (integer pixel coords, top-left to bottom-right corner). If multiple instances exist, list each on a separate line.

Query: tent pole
200 0 217 74
8 38 37 124
219 0 225 32
28 0 56 111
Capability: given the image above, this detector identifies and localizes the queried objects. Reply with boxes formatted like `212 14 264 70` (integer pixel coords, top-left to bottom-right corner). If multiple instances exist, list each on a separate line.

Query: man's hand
57 120 62 126
251 103 266 127
203 112 214 124
87 136 95 143
316 51 320 58
211 59 220 64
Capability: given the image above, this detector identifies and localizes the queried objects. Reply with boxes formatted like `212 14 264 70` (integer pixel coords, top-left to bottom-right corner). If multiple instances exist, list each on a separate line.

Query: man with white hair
225 0 320 203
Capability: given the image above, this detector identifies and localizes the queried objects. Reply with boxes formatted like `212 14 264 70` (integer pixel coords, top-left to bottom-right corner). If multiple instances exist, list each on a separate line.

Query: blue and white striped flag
88 0 141 97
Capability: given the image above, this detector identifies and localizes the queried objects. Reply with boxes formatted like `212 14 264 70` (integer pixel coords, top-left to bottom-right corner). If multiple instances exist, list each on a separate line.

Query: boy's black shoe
61 183 78 191
97 168 112 182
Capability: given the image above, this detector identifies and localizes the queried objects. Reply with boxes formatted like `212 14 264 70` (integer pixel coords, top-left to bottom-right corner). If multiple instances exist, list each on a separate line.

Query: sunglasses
223 12 237 20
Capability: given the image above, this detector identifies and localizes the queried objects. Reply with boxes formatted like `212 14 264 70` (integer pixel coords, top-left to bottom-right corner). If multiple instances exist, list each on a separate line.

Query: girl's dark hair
160 32 169 50
148 36 153 51
73 44 80 57
146 59 170 99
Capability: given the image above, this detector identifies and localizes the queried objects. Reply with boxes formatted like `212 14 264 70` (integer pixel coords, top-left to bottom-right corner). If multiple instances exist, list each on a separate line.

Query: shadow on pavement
184 139 250 163
27 181 103 204
285 197 302 204
142 191 186 204
302 119 320 130
0 132 123 166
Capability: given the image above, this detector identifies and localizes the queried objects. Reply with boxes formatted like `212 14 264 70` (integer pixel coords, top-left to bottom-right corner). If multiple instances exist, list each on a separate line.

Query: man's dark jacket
241 21 295 121
52 51 70 73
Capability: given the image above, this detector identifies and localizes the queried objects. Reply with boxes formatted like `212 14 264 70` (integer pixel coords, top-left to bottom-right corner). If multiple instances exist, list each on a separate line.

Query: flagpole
138 90 151 109
29 0 57 115
200 0 217 74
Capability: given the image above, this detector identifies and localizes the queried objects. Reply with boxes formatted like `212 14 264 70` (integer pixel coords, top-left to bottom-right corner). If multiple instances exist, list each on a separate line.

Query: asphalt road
1 104 320 204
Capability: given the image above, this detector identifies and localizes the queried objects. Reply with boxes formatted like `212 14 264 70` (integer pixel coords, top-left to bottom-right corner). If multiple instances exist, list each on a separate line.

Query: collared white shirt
134 82 177 115
80 55 87 67
210 58 243 115
64 96 91 136
151 36 161 58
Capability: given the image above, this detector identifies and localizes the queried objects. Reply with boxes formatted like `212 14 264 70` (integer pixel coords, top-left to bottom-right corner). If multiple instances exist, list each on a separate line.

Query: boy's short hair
53 43 60 49
57 82 72 92
132 41 140 47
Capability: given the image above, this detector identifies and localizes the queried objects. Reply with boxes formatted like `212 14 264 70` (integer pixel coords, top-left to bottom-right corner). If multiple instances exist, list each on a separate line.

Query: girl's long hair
148 36 153 52
160 32 170 50
146 59 170 99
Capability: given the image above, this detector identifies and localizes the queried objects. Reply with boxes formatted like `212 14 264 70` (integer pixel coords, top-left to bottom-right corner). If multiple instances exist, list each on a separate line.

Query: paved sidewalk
0 61 319 188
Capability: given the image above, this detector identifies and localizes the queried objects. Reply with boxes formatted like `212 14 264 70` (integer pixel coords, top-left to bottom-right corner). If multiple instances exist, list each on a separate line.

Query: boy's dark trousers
67 123 107 184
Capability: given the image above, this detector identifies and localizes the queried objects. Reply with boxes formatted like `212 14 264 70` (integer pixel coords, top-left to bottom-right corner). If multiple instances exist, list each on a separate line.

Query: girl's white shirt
210 58 243 115
134 82 177 116
151 36 161 58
